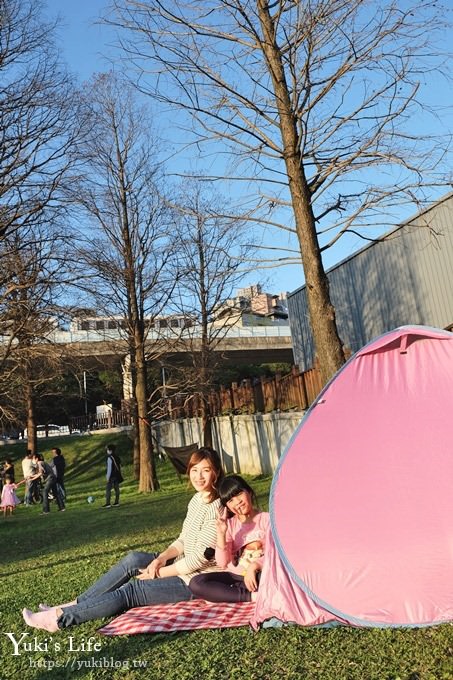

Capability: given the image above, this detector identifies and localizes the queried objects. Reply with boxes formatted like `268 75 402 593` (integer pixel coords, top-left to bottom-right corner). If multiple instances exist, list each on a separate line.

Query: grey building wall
288 193 453 370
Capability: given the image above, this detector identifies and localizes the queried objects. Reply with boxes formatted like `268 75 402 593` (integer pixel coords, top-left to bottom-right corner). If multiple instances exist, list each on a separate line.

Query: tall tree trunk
199 359 212 447
201 396 213 448
126 349 140 480
257 0 345 383
115 122 159 492
133 411 140 481
197 215 213 447
135 339 159 491
24 373 37 455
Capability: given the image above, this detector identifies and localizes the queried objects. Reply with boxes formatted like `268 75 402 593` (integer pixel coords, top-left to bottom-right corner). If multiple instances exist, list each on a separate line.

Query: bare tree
168 183 251 446
0 227 71 453
0 0 83 242
107 0 452 382
0 0 84 443
70 72 175 492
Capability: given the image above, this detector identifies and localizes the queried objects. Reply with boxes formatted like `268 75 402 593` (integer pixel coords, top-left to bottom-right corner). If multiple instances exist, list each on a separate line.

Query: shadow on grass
0 542 150 578
0 489 192 573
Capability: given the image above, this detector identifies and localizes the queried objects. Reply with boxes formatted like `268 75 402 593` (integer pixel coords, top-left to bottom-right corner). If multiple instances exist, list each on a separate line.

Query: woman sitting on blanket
189 474 269 603
22 447 224 632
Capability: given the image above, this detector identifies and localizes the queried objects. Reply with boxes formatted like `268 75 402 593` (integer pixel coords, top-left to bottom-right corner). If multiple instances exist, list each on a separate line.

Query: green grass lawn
1 433 453 680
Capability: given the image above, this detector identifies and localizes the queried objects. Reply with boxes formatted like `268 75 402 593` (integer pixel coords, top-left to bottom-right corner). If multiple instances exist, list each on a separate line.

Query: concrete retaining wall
154 411 305 476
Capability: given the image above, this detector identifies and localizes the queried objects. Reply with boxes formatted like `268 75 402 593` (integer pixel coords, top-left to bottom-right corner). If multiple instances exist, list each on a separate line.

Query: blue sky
45 0 114 80
44 0 452 296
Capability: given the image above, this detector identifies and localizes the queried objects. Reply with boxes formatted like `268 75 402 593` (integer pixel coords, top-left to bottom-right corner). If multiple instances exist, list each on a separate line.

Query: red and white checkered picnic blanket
98 599 255 636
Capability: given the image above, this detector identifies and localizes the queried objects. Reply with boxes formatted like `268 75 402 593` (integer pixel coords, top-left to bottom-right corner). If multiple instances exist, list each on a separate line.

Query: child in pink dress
1 475 21 517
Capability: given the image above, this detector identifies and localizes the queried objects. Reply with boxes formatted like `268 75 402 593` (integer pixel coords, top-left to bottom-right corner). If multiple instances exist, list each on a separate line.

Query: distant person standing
21 450 37 506
52 448 66 494
103 445 123 508
2 458 15 483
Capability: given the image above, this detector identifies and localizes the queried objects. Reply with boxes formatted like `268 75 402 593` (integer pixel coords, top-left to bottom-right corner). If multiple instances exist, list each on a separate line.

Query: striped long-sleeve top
169 491 221 584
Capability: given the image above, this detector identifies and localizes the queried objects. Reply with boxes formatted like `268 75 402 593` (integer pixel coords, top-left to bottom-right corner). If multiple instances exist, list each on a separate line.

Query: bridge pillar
122 354 133 401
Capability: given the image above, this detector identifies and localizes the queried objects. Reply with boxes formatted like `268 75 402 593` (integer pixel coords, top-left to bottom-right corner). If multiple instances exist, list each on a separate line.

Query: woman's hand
216 506 228 538
137 555 166 580
244 562 261 592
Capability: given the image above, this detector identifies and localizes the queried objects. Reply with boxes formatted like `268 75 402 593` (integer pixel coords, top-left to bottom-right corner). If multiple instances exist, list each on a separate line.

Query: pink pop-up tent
252 326 453 628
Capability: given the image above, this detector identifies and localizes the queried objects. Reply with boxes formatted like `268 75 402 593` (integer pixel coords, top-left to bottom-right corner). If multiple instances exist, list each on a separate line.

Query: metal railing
69 410 133 433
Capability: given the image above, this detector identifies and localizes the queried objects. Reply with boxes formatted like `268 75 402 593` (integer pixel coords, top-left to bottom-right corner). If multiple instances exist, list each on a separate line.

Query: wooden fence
163 364 323 420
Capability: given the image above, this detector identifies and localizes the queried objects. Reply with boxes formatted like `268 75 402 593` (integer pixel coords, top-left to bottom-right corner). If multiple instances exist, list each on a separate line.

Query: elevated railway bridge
1 324 294 370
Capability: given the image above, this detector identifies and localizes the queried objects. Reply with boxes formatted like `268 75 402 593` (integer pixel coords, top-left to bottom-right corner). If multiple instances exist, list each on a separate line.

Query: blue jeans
24 479 33 505
57 551 193 628
24 478 39 505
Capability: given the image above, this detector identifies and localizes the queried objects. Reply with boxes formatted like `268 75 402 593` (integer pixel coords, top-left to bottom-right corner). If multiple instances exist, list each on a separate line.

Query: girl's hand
216 506 228 537
244 562 260 592
137 555 166 580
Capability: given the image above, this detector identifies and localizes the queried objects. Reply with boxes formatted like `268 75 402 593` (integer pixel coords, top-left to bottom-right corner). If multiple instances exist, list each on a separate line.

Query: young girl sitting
189 474 269 603
1 475 21 518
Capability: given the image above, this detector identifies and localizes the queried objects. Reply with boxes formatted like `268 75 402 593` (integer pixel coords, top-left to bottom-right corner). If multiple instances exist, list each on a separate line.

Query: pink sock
22 608 60 633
